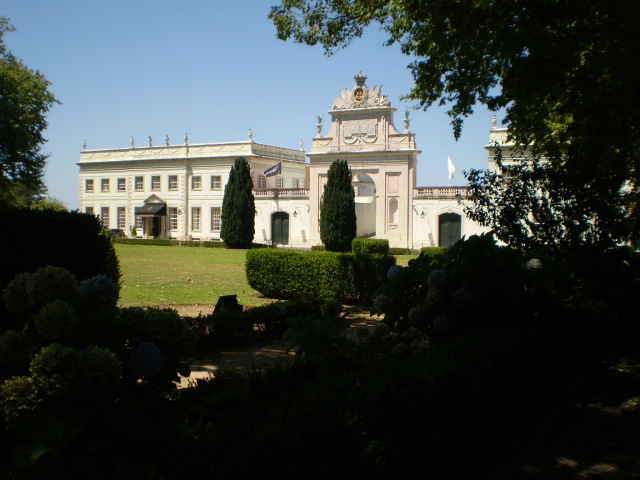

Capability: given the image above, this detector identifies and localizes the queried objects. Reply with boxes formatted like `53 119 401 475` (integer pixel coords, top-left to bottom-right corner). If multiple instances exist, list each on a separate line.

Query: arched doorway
272 212 289 245
439 213 461 247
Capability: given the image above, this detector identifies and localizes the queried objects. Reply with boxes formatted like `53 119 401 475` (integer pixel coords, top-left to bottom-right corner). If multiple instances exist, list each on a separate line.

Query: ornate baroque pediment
332 72 391 110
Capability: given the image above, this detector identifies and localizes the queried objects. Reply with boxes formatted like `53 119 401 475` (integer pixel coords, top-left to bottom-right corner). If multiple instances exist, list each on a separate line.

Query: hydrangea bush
372 233 538 336
0 343 121 426
0 266 198 431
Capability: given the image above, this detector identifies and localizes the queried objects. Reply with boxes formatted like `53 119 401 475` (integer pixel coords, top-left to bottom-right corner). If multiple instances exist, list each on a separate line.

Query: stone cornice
78 141 306 165
307 148 421 163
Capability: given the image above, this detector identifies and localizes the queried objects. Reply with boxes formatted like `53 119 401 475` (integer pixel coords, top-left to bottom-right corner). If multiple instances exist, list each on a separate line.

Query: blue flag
264 162 281 177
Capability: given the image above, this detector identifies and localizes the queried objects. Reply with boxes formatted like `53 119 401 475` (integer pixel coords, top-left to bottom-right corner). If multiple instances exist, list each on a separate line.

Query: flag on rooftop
264 162 282 177
447 156 456 180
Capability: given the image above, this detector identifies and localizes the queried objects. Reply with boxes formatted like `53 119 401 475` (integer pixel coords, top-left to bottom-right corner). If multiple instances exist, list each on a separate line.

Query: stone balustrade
413 186 468 198
253 188 309 198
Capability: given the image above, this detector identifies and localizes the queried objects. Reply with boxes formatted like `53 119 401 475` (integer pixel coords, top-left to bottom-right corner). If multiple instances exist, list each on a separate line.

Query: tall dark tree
270 1 640 250
0 17 58 206
221 157 255 248
320 159 356 252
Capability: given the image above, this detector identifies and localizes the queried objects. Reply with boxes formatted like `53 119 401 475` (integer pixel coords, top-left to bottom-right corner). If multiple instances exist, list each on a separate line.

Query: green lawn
394 254 416 267
115 244 269 308
116 244 418 307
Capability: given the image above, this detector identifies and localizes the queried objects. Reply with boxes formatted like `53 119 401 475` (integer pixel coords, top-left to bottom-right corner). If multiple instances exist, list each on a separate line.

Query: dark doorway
439 213 461 247
152 216 161 237
272 212 289 245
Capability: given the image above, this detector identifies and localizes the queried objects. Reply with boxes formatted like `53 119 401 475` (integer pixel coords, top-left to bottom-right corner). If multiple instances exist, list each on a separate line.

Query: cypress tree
221 157 255 248
320 159 356 252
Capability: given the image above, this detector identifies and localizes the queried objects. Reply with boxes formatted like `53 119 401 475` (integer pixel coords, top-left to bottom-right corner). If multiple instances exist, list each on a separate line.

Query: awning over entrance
135 203 166 217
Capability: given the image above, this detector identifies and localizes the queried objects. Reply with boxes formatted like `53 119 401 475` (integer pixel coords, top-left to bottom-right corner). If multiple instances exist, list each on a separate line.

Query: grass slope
115 244 269 308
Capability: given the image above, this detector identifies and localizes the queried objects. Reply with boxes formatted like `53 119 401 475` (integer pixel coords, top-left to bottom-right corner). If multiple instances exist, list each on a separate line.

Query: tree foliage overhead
0 17 59 206
320 159 356 252
270 1 640 250
221 157 255 249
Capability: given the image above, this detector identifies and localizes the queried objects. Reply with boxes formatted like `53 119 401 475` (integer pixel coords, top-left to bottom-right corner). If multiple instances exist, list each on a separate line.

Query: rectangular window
211 207 221 232
151 175 161 191
101 179 110 192
210 175 222 191
85 179 94 192
191 176 201 190
136 216 143 230
191 207 201 230
85 207 94 215
117 207 126 229
135 176 144 191
168 175 178 190
292 178 300 189
100 207 110 227
117 178 126 191
275 177 283 189
169 207 178 230
258 176 266 189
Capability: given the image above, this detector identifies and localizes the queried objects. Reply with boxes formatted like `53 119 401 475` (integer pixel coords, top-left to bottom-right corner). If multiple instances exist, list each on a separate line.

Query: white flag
447 155 456 179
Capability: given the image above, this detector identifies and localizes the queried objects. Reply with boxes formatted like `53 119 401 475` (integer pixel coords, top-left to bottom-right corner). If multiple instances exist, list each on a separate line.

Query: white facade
308 73 486 249
78 141 309 241
78 74 490 249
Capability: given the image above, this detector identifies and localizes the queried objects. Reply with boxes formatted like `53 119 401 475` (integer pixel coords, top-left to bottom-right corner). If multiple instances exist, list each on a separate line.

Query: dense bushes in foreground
0 265 197 464
0 208 120 287
0 208 120 331
186 298 322 351
2 234 640 479
0 324 581 480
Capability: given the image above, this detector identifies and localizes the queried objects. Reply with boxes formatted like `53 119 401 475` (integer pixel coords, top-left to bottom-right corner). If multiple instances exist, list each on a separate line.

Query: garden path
172 304 380 389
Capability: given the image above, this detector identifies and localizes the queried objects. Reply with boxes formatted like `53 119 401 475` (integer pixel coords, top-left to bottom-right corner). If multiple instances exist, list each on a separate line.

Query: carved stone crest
332 73 391 110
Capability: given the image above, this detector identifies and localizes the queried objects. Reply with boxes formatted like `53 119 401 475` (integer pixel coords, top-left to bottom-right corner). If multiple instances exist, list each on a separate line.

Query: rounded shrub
26 266 78 306
1 272 32 316
129 341 165 381
33 299 78 341
79 274 120 305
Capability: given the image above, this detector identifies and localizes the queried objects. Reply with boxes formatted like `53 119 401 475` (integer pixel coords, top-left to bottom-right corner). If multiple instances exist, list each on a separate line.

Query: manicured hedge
113 238 228 248
352 238 389 255
245 249 396 302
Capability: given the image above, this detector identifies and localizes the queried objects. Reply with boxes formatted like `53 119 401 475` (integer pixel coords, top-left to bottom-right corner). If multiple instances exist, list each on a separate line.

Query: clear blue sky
3 0 499 210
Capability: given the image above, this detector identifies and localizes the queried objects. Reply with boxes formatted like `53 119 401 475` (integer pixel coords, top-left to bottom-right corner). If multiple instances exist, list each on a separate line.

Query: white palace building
78 73 491 249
